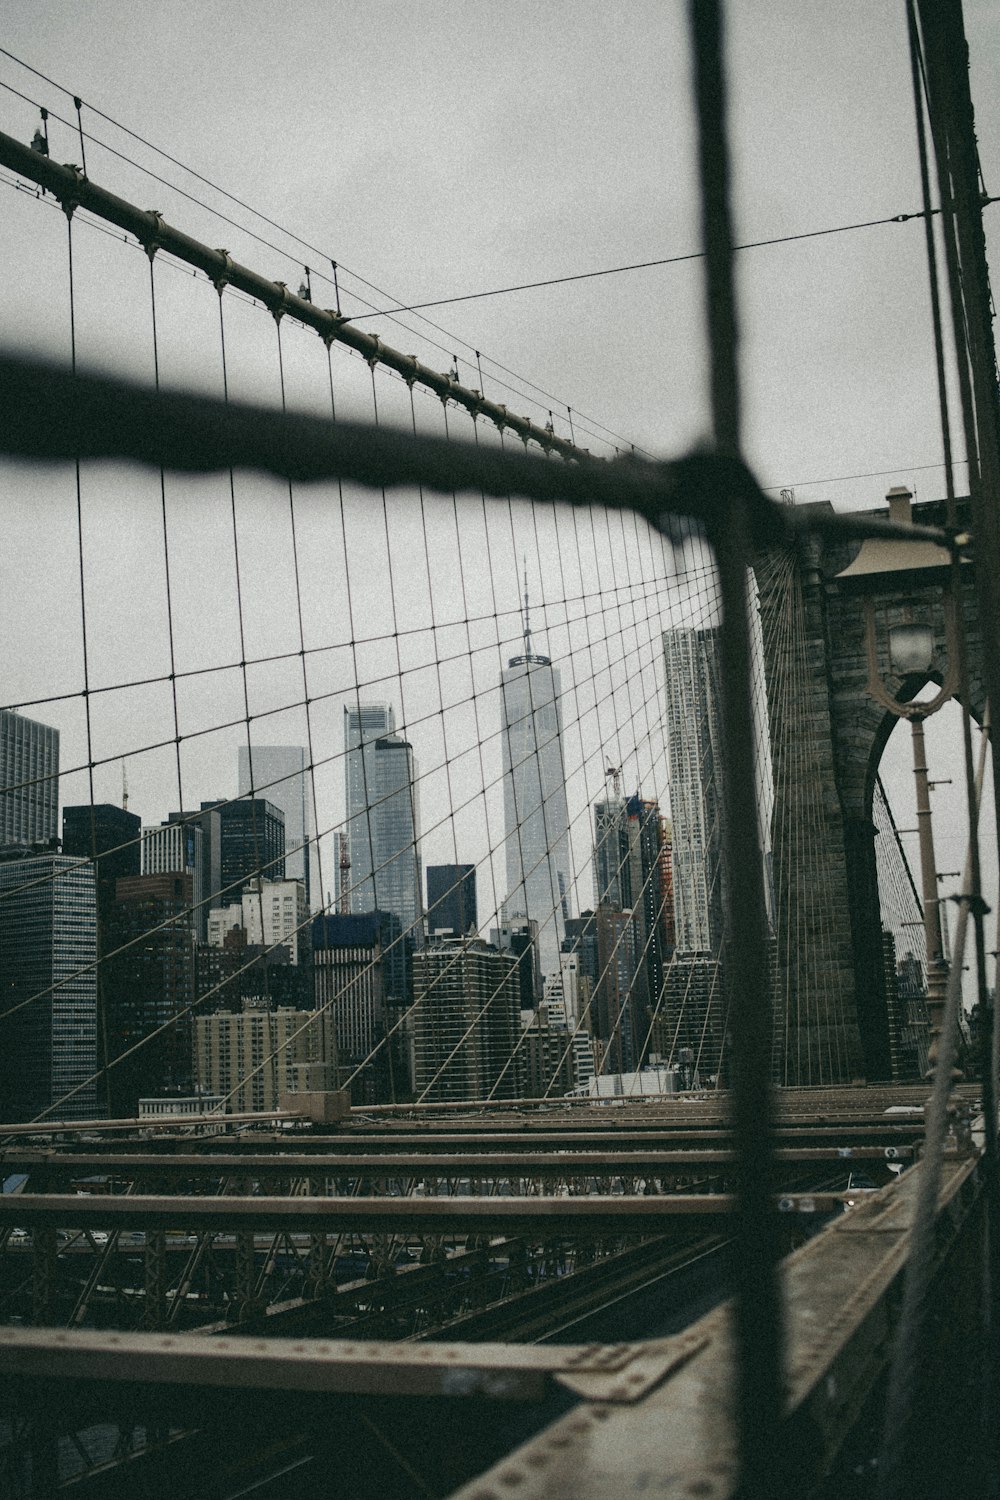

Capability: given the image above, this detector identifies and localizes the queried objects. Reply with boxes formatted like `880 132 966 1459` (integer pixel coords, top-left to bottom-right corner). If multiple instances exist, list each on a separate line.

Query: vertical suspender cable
146 244 191 1102
65 205 111 1118
876 7 999 1495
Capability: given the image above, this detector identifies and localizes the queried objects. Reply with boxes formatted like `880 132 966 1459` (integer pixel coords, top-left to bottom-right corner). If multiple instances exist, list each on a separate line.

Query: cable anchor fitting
269 281 290 323
213 249 234 295
365 334 383 370
320 312 349 348
59 163 85 221
142 211 165 262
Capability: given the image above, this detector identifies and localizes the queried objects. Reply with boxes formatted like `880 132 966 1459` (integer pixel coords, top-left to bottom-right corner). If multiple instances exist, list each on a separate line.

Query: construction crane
605 764 623 799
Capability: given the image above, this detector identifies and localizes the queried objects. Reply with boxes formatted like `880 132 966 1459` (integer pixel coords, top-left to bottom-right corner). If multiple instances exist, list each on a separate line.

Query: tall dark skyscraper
0 852 98 1121
104 873 196 1114
426 864 477 937
63 803 143 1111
590 791 670 1065
63 804 142 911
202 798 286 907
312 910 400 1103
500 591 572 982
1 708 59 850
564 906 639 1074
593 795 630 909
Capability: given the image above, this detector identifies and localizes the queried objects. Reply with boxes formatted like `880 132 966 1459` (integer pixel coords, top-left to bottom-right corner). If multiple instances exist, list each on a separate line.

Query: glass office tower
238 745 316 909
344 704 422 946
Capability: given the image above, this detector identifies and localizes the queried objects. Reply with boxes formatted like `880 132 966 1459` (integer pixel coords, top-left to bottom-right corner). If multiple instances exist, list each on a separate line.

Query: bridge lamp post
836 486 963 1078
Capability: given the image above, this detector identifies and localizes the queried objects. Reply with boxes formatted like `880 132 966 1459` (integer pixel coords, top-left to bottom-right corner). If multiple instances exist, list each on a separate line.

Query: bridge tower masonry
757 495 984 1083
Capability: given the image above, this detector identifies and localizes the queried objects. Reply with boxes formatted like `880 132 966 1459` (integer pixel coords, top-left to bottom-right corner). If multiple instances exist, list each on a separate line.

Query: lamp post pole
908 712 950 1074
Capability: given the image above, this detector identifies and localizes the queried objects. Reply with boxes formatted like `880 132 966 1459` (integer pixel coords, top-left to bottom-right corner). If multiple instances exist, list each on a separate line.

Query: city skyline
0 569 990 1118
0 0 996 1115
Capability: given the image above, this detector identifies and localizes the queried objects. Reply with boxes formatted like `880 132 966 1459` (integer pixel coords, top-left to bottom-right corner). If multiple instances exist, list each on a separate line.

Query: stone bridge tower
756 492 983 1084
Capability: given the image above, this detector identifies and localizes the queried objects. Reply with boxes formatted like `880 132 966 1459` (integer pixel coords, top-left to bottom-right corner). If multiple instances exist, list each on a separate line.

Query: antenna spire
522 556 533 655
121 759 129 812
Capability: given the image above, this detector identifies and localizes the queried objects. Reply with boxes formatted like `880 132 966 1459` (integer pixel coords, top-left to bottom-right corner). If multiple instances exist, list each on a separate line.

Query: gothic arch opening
869 692 996 1071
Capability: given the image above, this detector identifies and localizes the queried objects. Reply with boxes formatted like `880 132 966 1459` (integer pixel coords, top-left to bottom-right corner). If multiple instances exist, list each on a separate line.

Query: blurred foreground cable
689 3 786 1496
0 353 956 557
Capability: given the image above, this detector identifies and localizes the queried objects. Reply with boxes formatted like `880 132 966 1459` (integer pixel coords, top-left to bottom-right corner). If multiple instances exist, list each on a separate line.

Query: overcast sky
0 2 996 995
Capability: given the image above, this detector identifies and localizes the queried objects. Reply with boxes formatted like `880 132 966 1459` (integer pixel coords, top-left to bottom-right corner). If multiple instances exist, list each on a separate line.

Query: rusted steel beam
0 1146 913 1178
0 1191 852 1236
24 1125 932 1163
0 1156 982 1495
0 1324 700 1405
447 1154 984 1499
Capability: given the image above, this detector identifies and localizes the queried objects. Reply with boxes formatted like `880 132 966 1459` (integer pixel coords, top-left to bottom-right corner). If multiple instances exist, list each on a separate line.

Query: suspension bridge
1 1 999 1497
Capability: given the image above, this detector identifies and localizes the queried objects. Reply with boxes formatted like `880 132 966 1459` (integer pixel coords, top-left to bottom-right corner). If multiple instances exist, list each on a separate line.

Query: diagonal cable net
0 125 963 1129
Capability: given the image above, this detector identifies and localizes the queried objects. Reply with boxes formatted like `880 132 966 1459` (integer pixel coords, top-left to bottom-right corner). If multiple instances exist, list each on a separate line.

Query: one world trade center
500 582 572 983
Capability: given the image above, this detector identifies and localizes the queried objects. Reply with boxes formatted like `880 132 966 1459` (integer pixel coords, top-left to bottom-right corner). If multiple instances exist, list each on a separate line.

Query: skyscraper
0 852 98 1121
426 863 477 937
1 709 59 850
411 939 523 1102
593 795 630 909
313 911 395 1103
104 873 196 1114
344 704 422 946
662 627 725 956
660 627 727 1082
142 819 204 933
168 806 222 927
238 745 316 909
202 798 285 907
500 596 572 984
63 804 142 900
567 904 639 1075
592 791 671 1062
